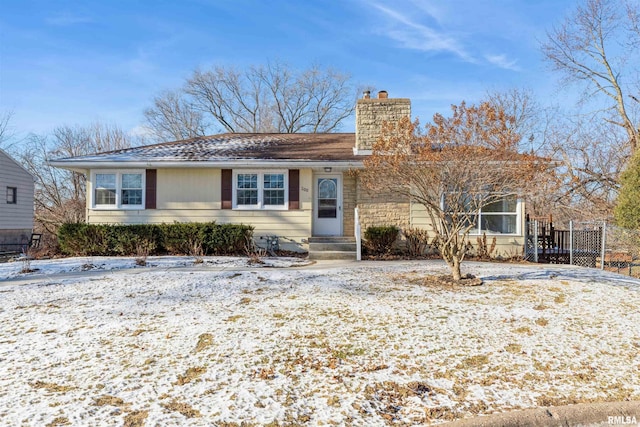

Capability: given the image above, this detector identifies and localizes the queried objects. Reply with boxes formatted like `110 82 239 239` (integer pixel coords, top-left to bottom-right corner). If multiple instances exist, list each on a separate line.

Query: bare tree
483 88 549 152
0 110 15 150
548 116 628 222
20 134 85 233
144 90 208 142
49 122 132 157
20 122 136 234
482 89 593 224
147 61 357 136
542 0 640 151
186 65 274 133
360 103 542 281
255 62 355 133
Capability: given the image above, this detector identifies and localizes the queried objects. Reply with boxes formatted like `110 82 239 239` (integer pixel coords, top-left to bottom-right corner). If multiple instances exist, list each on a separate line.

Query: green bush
111 224 162 256
364 225 399 255
615 149 640 229
57 222 254 256
160 222 204 255
58 223 109 256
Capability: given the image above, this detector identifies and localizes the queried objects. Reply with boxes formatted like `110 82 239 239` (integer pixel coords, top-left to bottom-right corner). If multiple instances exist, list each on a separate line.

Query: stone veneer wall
342 174 356 237
356 179 411 230
356 184 523 258
355 98 411 151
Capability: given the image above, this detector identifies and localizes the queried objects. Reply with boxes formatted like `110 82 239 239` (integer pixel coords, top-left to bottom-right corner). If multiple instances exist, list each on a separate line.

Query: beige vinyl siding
87 209 310 234
299 169 312 210
157 169 221 209
410 199 524 257
0 150 34 230
86 167 314 251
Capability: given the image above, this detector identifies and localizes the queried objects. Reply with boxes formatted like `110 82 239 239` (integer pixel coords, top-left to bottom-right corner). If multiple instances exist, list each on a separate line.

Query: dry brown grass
505 343 522 354
456 355 490 369
93 395 127 407
175 366 207 386
162 399 201 418
514 326 533 335
194 333 214 353
535 317 549 326
45 417 70 427
363 381 450 423
123 410 149 427
554 293 567 303
30 381 74 393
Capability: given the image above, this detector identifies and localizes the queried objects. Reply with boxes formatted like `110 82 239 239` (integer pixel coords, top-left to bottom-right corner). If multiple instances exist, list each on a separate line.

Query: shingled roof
51 133 362 168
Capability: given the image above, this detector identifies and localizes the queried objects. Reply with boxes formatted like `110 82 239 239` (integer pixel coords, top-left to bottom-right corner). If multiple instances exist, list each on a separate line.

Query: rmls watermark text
608 415 638 425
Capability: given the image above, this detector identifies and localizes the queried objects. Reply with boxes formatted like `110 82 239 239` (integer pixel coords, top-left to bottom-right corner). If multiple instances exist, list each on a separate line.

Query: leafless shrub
134 238 155 266
20 246 35 274
188 238 204 264
244 237 266 264
402 228 431 257
475 233 497 260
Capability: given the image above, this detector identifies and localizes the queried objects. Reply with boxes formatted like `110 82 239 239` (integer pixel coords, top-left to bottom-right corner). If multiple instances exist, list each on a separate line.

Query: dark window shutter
288 169 299 210
221 169 232 209
145 169 157 209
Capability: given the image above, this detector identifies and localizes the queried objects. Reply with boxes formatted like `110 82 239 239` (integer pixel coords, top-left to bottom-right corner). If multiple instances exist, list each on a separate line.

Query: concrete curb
442 401 640 426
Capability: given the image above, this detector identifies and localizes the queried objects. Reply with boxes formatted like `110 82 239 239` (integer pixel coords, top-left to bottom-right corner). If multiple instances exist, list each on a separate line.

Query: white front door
313 174 342 236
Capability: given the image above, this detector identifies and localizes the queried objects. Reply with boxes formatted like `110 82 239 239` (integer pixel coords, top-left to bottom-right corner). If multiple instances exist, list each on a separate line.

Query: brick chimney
354 90 410 154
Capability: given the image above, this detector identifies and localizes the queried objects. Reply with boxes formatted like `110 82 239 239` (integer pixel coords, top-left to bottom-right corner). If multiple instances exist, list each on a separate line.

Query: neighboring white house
0 149 35 251
50 92 525 259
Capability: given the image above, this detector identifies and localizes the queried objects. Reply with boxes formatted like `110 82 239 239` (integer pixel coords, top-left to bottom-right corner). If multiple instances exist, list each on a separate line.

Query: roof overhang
48 159 365 173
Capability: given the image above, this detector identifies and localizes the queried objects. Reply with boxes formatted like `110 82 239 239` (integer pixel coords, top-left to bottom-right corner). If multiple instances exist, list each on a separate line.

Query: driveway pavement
442 400 640 426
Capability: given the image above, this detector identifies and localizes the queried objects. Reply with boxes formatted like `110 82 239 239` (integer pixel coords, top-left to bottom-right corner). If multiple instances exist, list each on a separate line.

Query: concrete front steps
307 237 358 260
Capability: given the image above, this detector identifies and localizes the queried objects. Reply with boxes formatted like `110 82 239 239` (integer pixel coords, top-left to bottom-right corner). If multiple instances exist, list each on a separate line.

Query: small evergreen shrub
364 225 399 255
57 223 110 256
160 222 204 255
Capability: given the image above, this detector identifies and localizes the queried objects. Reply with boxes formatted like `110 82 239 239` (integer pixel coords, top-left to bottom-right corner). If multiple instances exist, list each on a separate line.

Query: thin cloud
484 54 521 71
45 12 93 26
370 3 474 62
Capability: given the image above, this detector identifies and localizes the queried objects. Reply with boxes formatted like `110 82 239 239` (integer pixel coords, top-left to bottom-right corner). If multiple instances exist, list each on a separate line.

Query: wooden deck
525 216 602 267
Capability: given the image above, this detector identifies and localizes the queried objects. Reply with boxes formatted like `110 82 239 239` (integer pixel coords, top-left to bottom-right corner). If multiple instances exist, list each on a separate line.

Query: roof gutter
48 159 365 171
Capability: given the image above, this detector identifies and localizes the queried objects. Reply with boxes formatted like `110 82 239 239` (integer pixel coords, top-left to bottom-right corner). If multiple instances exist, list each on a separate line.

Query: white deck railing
355 207 362 261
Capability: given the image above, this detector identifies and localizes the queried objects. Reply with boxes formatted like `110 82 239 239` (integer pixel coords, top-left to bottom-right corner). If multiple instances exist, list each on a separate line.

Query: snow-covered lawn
1 257 639 426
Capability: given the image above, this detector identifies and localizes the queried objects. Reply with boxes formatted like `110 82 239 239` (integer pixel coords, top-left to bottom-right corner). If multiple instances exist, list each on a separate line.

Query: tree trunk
440 243 464 281
450 257 463 281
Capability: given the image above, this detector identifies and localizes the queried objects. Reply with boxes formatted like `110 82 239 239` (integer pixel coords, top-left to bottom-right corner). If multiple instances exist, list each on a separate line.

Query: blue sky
0 0 578 138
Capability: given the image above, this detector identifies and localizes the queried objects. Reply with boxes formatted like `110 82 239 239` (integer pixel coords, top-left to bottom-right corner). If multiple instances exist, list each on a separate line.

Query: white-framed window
233 170 288 210
443 194 520 235
468 196 519 235
93 171 145 209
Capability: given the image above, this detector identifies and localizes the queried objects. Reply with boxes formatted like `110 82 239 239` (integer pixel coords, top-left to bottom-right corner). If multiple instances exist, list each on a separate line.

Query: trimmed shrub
57 222 254 256
160 222 204 255
364 225 399 255
58 223 110 256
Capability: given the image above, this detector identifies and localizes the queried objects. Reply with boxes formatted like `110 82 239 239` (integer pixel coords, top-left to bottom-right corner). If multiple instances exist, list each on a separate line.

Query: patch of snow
0 259 639 425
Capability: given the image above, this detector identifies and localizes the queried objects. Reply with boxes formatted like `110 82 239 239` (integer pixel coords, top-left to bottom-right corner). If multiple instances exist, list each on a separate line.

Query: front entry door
314 175 342 236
